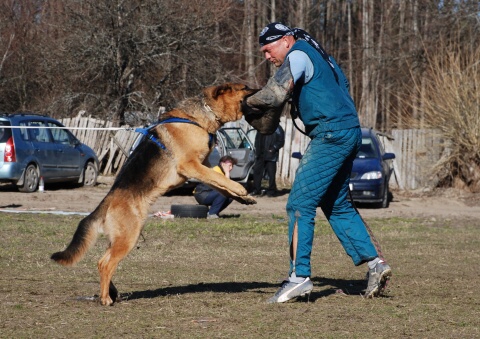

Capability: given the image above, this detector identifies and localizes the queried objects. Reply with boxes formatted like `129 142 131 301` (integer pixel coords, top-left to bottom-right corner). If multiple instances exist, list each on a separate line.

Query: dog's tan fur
51 83 257 306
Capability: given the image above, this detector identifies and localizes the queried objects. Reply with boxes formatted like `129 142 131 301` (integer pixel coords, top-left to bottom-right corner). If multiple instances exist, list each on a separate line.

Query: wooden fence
273 122 443 191
62 117 442 190
60 117 138 175
390 129 442 190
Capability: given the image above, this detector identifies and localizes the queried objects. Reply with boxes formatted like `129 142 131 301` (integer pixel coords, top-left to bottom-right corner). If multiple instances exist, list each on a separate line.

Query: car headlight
360 171 383 180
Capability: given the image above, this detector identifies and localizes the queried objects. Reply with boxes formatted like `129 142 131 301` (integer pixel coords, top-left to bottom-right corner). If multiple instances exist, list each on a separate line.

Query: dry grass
1 213 479 338
407 41 480 192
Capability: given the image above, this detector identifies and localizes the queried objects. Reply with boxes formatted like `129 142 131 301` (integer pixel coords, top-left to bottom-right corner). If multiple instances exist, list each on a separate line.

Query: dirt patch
1 176 480 220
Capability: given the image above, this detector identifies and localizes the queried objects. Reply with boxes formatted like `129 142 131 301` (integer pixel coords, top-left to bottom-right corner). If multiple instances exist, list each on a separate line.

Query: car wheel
83 161 98 187
379 183 389 208
171 204 208 218
18 164 39 193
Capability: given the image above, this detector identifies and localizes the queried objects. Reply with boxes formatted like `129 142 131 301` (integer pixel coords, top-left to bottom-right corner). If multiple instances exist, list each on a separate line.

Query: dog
51 83 258 306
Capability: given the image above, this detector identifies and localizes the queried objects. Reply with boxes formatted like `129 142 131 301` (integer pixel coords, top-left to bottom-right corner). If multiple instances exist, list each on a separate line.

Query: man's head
219 155 237 166
219 155 237 173
259 23 296 67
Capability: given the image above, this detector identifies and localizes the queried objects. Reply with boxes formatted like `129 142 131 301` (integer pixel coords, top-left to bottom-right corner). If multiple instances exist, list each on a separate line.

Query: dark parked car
292 127 395 208
130 125 255 187
349 128 395 208
0 113 99 192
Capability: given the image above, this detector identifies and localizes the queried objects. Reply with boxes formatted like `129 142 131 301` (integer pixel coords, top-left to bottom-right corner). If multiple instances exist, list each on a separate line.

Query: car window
218 130 238 149
220 128 253 149
47 122 71 144
246 129 257 149
357 137 377 158
18 122 31 141
0 121 11 143
20 121 50 142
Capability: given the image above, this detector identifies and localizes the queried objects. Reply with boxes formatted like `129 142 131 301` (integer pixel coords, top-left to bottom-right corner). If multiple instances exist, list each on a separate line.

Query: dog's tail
51 209 103 266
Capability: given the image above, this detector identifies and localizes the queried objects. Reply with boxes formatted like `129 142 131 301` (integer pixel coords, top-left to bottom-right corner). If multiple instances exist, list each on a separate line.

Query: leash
289 101 309 136
348 190 386 261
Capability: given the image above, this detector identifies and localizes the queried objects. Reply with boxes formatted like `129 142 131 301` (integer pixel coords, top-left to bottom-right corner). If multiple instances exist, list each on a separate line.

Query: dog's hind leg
97 222 142 306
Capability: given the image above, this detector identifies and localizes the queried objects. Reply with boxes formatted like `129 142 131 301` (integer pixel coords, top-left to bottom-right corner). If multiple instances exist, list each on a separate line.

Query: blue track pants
286 127 378 277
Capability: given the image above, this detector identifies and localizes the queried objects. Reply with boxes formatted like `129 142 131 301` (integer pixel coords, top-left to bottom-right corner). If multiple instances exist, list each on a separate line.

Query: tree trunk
244 0 255 85
347 1 354 100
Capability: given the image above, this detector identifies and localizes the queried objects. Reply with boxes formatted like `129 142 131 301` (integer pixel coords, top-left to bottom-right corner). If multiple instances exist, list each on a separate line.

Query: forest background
1 0 479 190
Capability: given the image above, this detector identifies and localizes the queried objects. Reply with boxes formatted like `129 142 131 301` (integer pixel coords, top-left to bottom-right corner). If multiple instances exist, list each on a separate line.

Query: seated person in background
193 155 237 219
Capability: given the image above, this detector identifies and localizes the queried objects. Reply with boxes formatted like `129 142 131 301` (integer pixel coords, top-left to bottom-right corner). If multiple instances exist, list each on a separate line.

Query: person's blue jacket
288 40 360 137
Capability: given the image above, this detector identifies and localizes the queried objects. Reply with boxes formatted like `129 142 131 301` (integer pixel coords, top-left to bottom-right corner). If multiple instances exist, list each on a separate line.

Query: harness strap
134 127 166 149
135 117 215 150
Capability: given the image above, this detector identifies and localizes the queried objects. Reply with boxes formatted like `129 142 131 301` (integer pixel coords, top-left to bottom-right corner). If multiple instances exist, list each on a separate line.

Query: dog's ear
210 83 233 100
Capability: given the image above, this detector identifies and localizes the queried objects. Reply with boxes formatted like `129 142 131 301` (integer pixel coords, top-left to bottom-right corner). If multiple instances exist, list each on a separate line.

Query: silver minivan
0 113 99 192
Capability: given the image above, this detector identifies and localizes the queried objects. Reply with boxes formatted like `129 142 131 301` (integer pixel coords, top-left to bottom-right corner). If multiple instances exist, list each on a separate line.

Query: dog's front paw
241 195 257 205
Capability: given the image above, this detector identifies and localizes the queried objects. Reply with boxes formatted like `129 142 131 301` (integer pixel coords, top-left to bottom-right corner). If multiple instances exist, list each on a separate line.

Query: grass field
1 212 479 338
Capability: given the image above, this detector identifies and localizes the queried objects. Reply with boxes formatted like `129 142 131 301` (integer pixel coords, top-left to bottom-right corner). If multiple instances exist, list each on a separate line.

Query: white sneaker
267 277 313 303
207 214 219 219
364 261 392 298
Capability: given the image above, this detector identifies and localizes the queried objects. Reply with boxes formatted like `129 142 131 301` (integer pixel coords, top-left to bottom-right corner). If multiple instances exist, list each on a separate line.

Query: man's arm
242 60 294 134
242 53 312 135
246 59 294 109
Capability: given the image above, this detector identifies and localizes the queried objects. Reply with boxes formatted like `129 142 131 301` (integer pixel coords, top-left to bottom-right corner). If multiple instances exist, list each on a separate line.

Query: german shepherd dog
51 83 258 306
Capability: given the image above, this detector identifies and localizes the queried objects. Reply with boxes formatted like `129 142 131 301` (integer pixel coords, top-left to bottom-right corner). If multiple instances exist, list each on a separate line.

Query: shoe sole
365 268 392 298
268 281 314 303
275 289 313 303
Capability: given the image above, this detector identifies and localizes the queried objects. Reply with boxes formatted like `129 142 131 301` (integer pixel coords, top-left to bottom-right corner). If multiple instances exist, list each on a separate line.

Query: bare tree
243 0 255 85
1 0 479 137
0 0 246 123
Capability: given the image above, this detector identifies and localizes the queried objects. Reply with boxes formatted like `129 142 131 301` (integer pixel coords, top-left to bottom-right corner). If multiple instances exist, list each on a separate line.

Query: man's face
221 161 234 172
260 36 293 67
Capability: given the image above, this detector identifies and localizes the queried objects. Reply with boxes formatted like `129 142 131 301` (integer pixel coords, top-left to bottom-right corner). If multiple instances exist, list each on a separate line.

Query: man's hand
221 161 233 179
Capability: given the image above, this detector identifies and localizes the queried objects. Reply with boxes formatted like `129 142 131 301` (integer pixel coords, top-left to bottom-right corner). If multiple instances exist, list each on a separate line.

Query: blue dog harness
135 117 215 150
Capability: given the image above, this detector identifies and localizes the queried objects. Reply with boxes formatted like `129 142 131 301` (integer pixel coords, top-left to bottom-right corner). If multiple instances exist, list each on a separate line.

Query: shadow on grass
309 277 367 301
121 281 275 301
0 203 22 208
119 276 370 302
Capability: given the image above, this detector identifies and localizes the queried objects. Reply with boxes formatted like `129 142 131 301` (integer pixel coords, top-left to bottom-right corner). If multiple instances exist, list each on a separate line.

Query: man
244 23 391 303
251 125 285 197
194 155 237 219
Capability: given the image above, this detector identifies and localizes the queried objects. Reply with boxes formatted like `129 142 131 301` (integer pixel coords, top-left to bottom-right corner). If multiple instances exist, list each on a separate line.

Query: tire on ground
170 204 208 218
18 164 39 193
82 161 98 187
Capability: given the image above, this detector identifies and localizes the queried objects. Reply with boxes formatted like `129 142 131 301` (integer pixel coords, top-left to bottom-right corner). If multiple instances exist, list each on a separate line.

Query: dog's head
203 83 259 123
